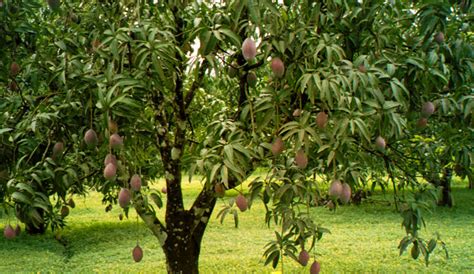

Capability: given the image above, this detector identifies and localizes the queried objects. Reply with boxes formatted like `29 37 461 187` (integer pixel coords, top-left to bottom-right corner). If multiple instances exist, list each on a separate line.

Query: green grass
1 178 473 273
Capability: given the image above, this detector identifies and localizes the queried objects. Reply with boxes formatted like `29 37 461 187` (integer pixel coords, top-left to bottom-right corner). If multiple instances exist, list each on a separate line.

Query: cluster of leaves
0 1 96 233
198 0 472 268
398 185 449 266
0 0 163 232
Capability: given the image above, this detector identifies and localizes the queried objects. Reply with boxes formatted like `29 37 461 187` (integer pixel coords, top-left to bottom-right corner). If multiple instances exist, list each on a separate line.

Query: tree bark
438 168 453 207
166 183 217 273
18 208 47 235
133 186 217 273
468 173 473 189
25 222 46 235
165 247 199 274
425 167 453 207
163 212 200 273
163 214 203 274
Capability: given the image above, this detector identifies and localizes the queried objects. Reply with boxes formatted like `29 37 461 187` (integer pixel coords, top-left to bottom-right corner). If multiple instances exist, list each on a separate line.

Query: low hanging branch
133 193 167 246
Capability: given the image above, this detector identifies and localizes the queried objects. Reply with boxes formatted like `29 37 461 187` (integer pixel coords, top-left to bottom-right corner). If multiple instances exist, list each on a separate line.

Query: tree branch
189 170 245 230
189 187 217 238
184 60 208 109
383 155 400 211
133 193 167 246
152 96 185 212
243 59 265 71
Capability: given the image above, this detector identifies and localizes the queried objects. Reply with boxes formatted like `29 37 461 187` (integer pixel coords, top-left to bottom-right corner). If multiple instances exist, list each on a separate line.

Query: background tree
1 0 472 273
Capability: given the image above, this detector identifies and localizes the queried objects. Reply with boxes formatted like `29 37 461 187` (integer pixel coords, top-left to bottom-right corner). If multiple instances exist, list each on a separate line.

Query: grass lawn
1 177 473 273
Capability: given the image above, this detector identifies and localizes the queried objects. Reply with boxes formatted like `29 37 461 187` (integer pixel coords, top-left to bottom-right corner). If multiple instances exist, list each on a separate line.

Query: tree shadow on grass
0 231 62 253
61 221 156 256
350 187 474 221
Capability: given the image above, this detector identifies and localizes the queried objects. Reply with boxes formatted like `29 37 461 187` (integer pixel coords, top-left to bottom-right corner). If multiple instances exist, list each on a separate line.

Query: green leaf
33 200 51 213
216 206 229 224
218 28 241 47
31 209 44 227
224 159 244 180
364 100 380 109
429 68 448 84
199 30 214 56
327 150 336 166
354 118 370 143
30 173 42 185
411 243 420 260
285 248 298 262
0 128 13 135
383 101 401 110
12 192 32 205
247 0 261 25
298 73 312 96
150 193 163 209
428 239 437 253
318 144 331 153
264 250 279 267
271 250 280 269
16 183 35 196
221 165 228 186
406 58 424 69
223 145 234 163
55 40 67 51
398 236 411 256
209 164 221 184
233 210 239 228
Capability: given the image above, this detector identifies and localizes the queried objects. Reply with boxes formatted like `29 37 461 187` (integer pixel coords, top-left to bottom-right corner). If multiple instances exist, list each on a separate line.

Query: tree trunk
438 168 453 207
165 249 199 274
153 195 216 273
468 173 473 189
25 222 46 235
163 221 201 274
15 206 47 235
163 187 217 274
134 181 218 274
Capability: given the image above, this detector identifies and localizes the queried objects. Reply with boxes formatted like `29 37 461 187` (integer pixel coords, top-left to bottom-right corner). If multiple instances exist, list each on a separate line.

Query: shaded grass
1 178 473 273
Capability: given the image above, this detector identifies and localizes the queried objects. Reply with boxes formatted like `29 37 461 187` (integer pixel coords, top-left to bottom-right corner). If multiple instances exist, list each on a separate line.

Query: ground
1 177 473 273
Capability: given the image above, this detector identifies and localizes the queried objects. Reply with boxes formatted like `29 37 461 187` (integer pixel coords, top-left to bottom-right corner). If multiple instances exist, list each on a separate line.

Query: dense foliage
1 0 472 272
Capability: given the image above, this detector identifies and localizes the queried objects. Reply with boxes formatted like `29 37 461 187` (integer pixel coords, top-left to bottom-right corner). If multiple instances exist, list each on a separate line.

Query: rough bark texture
163 211 201 274
133 183 217 273
163 189 217 273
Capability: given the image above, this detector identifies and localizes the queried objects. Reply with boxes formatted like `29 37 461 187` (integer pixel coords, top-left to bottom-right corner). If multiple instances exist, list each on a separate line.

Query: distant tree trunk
426 168 453 207
468 173 473 189
21 208 47 235
25 222 46 235
437 168 453 207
